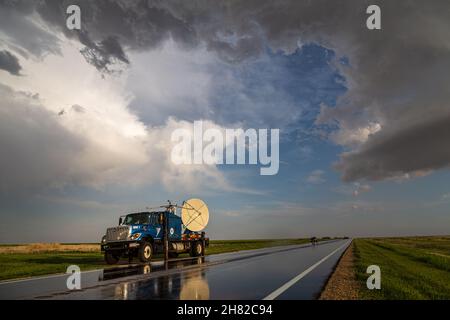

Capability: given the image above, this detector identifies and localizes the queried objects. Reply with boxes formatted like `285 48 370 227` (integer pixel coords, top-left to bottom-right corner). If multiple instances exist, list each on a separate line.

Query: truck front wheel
139 242 153 262
190 241 204 257
105 251 120 265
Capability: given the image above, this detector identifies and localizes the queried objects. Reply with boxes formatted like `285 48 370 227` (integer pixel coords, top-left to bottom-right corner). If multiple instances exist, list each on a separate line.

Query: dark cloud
35 0 196 71
336 114 450 181
78 31 129 73
0 50 21 75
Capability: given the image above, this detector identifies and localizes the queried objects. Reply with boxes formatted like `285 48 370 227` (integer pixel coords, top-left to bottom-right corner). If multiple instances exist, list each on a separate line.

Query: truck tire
105 251 120 265
139 242 153 262
190 241 203 257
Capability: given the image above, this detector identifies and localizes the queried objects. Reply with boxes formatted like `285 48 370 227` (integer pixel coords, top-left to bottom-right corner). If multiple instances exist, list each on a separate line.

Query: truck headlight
101 235 107 243
130 233 141 240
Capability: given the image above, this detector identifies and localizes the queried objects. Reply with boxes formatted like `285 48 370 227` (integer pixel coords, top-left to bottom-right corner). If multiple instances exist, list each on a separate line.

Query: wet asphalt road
0 239 351 300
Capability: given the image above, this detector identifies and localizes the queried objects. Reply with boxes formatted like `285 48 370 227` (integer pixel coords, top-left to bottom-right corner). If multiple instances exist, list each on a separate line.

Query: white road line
263 240 351 300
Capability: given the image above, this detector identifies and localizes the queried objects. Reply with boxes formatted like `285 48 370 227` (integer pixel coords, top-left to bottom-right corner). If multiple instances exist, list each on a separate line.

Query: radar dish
181 198 209 232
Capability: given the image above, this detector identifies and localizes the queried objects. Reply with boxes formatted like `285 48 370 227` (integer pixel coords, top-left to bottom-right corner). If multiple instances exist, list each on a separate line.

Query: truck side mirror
119 217 123 225
158 213 165 225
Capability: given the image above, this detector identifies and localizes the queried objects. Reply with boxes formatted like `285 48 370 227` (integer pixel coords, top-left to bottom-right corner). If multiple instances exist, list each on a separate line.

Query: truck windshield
123 213 150 225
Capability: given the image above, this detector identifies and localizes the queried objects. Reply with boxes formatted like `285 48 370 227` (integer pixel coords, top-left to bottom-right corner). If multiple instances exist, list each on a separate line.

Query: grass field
354 236 450 299
0 238 322 281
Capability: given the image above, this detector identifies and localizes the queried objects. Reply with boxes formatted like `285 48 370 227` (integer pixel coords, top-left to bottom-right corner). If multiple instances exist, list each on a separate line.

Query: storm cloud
336 114 450 181
2 0 450 183
77 31 129 73
0 82 232 194
0 50 21 75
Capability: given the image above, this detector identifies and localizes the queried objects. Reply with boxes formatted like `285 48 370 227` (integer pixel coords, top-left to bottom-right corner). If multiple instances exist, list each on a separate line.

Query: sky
1 0 450 242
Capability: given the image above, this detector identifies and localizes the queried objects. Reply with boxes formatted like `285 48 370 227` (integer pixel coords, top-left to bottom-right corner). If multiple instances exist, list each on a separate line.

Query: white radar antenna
180 198 209 232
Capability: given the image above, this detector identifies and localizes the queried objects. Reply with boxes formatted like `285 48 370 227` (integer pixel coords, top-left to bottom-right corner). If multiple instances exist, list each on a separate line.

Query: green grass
205 238 314 255
0 238 322 281
0 252 105 281
354 236 450 299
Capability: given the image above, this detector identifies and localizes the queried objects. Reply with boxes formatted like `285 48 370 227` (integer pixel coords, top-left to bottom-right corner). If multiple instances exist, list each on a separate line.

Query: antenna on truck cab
146 200 177 212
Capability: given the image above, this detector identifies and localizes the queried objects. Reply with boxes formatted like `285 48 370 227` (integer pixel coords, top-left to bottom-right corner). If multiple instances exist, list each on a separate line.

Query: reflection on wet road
107 262 210 300
0 240 351 300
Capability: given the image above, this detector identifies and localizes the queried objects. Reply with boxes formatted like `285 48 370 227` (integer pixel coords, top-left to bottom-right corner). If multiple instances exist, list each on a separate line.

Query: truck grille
106 226 131 242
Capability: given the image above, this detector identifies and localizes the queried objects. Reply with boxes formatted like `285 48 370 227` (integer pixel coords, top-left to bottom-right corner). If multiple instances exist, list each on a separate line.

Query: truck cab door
168 214 182 240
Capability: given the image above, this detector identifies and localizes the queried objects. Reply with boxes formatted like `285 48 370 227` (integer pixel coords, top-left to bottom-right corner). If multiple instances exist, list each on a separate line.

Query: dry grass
0 243 99 254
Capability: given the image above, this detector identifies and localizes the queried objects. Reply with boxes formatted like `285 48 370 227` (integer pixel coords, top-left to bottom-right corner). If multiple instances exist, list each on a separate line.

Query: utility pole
163 210 169 262
201 232 206 256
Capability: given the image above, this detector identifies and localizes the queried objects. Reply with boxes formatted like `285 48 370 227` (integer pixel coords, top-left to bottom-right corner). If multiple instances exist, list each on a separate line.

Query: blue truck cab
101 210 209 264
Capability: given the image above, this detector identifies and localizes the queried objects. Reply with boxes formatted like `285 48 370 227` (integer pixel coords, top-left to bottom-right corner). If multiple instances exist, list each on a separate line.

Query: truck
100 199 210 264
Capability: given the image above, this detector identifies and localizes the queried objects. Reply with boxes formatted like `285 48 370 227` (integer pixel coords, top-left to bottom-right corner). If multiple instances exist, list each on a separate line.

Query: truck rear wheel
105 251 120 265
190 241 203 257
139 242 153 262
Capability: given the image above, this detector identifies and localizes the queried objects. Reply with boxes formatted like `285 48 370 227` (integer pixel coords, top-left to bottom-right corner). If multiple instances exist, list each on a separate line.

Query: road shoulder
319 241 359 300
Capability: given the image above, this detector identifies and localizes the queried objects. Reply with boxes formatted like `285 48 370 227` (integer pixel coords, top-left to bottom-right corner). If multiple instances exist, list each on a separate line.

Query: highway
0 239 351 300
